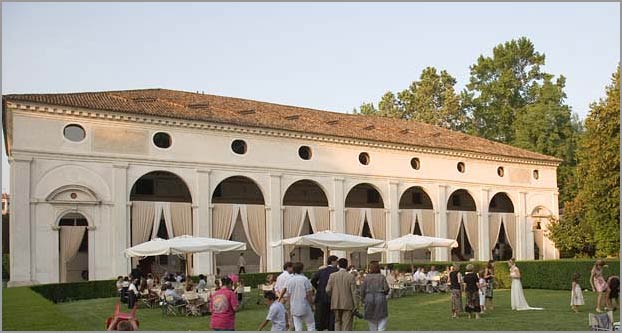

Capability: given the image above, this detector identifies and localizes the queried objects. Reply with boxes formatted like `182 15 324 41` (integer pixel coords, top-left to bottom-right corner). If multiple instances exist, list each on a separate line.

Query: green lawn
2 286 617 331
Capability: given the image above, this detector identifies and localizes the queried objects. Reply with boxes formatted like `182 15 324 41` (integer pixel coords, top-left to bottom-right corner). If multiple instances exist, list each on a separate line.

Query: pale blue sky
1 2 620 193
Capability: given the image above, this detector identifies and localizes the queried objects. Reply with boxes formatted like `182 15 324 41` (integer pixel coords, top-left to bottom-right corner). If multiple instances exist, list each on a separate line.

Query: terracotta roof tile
3 88 561 163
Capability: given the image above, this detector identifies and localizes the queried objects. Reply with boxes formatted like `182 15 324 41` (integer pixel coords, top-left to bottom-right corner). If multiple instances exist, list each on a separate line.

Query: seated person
146 273 154 289
116 276 124 293
264 274 276 290
196 274 207 292
164 284 186 305
234 280 245 303
426 266 440 293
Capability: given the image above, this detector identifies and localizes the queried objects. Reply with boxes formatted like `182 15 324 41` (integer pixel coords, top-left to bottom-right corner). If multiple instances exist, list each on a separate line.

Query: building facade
3 89 560 286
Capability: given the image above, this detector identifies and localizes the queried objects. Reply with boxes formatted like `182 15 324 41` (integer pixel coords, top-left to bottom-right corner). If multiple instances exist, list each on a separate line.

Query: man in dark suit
310 255 339 331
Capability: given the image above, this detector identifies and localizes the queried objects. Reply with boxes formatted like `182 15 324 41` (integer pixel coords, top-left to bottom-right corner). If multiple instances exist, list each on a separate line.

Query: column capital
518 191 528 196
333 176 345 182
438 184 448 189
126 202 133 207
86 225 97 231
50 224 61 231
112 163 129 169
269 173 282 179
191 204 199 209
389 180 400 186
196 169 211 174
480 187 491 193
9 156 33 163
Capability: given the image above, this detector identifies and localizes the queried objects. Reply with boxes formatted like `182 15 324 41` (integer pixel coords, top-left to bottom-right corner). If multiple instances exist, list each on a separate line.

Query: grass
2 286 618 331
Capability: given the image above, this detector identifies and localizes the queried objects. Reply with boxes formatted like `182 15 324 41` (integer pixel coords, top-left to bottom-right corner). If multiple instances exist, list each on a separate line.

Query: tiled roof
2 88 561 163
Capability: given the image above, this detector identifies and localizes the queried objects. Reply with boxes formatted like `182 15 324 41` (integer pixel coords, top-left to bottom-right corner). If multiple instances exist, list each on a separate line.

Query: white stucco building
3 89 560 286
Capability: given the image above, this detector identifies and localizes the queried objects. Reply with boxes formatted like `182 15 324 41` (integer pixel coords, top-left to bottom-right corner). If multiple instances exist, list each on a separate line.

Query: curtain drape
310 206 330 232
463 212 478 258
504 214 517 249
284 206 306 256
447 211 462 240
489 213 502 252
399 210 412 236
170 202 192 237
60 226 86 283
370 208 386 240
212 204 237 240
534 229 544 258
410 210 422 235
131 201 155 246
241 205 267 272
421 210 435 237
345 208 363 235
149 202 175 239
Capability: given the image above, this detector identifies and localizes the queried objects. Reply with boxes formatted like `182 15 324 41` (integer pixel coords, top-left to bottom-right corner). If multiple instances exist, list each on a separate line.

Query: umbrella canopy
125 235 247 257
367 234 458 254
271 230 385 251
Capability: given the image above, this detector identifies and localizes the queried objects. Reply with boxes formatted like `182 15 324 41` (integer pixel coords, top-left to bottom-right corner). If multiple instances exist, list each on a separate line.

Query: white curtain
447 211 462 240
60 226 86 283
241 205 267 272
310 206 330 232
284 206 306 256
504 214 517 249
399 210 412 236
212 204 237 240
463 212 479 259
421 210 435 237
489 213 503 252
370 208 386 240
345 208 365 236
131 201 155 246
170 202 192 237
150 202 175 239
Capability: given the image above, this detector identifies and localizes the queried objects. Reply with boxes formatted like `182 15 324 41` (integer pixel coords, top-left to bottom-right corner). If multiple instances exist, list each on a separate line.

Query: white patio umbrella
271 230 385 263
125 235 246 275
367 234 458 254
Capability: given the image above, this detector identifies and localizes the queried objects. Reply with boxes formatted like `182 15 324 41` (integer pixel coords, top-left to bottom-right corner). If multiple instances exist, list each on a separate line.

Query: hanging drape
283 206 306 256
170 202 192 237
421 210 435 237
345 208 365 236
399 210 412 236
504 214 517 249
212 204 237 240
489 213 503 252
447 211 462 240
131 201 156 246
463 212 479 258
534 229 544 258
241 205 267 272
410 210 422 235
150 202 175 240
60 226 86 283
310 206 330 232
370 208 386 240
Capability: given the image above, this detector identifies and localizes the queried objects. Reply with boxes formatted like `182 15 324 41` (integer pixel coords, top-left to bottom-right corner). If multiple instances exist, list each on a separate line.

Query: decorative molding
112 163 129 169
86 226 97 231
333 177 345 182
196 169 212 174
191 204 199 209
9 156 33 163
389 180 400 186
50 224 61 231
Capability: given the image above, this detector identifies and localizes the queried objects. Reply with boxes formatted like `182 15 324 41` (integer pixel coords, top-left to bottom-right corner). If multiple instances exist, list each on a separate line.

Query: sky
1 2 620 193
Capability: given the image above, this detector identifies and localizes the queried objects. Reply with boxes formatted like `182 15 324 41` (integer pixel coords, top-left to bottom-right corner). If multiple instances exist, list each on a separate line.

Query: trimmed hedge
30 280 117 303
514 259 619 290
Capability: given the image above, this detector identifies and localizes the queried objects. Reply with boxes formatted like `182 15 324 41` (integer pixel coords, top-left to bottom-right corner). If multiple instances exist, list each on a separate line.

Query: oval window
497 166 504 177
411 157 420 170
63 124 86 142
359 152 370 165
153 132 172 149
298 146 312 160
457 162 466 173
533 170 539 180
231 139 247 155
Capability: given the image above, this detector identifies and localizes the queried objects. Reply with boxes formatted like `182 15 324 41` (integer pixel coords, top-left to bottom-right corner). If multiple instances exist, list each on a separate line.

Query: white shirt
266 301 286 331
285 274 313 316
274 270 291 295
238 256 246 267
427 270 439 280
128 283 139 295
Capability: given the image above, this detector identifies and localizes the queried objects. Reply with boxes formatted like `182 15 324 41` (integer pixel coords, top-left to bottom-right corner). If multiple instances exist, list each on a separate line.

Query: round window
497 166 504 177
298 146 312 160
457 162 466 173
63 124 86 142
359 152 370 165
231 139 247 155
153 132 172 149
533 169 539 180
411 157 420 170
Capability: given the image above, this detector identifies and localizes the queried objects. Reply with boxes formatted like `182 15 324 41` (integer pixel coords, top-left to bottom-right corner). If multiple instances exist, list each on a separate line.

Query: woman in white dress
509 258 543 311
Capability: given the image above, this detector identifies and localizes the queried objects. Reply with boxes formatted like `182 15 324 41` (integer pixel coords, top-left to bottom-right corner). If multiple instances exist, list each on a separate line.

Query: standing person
210 276 239 331
483 260 495 310
258 291 287 331
509 258 543 311
326 258 358 331
590 260 609 312
360 261 390 331
310 255 339 331
449 263 462 318
606 275 619 311
570 272 584 313
285 262 316 331
275 262 294 330
463 264 481 319
477 270 487 314
238 253 247 275
127 279 140 309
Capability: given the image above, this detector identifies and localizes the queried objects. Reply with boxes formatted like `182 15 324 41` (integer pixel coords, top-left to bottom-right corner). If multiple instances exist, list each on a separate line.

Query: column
517 191 528 260
8 157 33 287
194 169 212 274
479 188 490 261
267 174 283 272
331 177 346 258
435 184 448 261
550 191 560 259
112 163 129 276
387 181 400 263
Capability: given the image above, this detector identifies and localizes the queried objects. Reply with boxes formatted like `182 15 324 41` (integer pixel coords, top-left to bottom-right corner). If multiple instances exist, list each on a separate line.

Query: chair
238 286 252 309
161 295 186 316
139 290 159 309
589 311 614 331
390 282 406 298
184 293 205 317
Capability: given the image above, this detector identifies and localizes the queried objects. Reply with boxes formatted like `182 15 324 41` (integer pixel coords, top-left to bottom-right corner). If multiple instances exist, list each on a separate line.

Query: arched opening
345 184 385 268
489 193 515 261
283 180 329 271
530 206 555 260
212 176 266 274
129 171 193 277
447 189 477 261
58 213 88 283
399 186 434 262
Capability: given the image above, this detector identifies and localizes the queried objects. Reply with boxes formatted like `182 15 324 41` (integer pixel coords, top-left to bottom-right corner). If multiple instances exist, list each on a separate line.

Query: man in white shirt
285 262 315 331
426 266 440 293
275 262 294 330
238 253 247 274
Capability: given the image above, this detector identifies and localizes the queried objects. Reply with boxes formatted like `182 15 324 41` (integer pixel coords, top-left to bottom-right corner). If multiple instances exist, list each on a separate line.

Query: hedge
30 279 117 303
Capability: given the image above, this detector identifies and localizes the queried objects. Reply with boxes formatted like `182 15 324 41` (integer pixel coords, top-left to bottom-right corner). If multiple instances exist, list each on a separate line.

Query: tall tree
464 37 546 143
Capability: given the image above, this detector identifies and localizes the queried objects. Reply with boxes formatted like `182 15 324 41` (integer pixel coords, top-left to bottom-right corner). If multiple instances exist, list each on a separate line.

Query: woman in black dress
483 260 495 310
463 264 481 319
449 263 462 318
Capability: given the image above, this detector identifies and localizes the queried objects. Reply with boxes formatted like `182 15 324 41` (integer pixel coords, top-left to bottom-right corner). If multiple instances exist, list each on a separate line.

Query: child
258 291 286 331
478 270 487 314
571 272 584 313
235 280 245 303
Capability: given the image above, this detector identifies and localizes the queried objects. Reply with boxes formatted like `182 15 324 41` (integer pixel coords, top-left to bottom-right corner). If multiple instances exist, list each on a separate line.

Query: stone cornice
6 101 561 167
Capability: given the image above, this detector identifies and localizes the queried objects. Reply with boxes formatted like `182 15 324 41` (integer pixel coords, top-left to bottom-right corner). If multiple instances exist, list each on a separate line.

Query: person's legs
334 310 343 331
303 308 316 331
377 317 388 331
328 307 336 331
315 302 327 331
293 315 304 331
367 319 378 331
342 310 353 331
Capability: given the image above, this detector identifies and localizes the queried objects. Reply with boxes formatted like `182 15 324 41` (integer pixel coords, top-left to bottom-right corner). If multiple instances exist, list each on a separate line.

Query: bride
509 258 543 311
